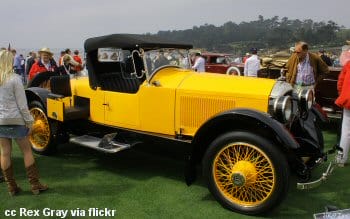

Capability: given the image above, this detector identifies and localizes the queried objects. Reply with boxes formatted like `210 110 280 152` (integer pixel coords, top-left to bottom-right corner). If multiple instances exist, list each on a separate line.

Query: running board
69 134 132 153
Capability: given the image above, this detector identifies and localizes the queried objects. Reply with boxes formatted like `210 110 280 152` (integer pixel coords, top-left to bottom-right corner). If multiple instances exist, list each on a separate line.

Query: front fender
311 104 328 123
185 108 303 185
193 108 300 150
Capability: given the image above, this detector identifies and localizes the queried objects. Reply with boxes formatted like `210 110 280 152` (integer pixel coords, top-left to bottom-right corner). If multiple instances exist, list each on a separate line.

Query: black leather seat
48 75 71 98
48 75 89 120
99 72 140 93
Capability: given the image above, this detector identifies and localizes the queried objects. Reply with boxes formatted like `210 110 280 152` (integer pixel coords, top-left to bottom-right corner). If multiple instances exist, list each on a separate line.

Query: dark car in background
315 66 342 119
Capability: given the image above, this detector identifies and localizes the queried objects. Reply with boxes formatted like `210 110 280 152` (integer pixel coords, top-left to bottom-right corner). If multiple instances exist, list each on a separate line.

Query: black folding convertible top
84 34 193 52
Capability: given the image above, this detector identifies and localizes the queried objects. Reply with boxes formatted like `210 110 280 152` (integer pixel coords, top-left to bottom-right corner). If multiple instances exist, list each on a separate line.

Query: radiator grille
180 95 235 129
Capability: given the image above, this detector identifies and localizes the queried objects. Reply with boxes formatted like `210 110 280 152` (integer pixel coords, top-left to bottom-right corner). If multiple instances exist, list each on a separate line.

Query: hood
177 72 276 100
174 72 276 136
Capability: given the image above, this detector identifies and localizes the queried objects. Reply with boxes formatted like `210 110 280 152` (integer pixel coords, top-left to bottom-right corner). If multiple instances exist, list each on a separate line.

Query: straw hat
38 47 53 56
347 40 350 45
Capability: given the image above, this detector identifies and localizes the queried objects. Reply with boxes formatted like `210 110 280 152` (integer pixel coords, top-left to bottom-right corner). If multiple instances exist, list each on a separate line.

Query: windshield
143 49 191 76
226 55 237 63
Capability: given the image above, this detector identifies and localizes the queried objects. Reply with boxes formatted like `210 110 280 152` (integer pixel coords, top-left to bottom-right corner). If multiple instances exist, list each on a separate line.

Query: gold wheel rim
29 107 51 150
213 142 275 207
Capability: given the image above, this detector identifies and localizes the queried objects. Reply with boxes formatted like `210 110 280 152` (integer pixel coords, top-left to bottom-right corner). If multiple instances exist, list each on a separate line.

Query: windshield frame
140 47 191 81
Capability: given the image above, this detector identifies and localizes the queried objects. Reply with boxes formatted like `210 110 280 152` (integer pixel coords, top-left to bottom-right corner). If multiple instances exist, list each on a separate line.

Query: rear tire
28 101 57 155
203 131 290 215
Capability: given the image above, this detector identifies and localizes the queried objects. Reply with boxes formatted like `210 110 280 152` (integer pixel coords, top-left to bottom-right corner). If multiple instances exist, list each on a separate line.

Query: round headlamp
273 95 292 123
298 89 314 111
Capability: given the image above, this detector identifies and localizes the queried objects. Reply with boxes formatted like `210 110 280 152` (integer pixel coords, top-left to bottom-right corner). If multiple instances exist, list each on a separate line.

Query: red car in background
201 52 244 75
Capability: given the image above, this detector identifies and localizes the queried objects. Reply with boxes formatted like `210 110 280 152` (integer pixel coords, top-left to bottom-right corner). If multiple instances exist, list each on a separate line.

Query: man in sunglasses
285 41 329 93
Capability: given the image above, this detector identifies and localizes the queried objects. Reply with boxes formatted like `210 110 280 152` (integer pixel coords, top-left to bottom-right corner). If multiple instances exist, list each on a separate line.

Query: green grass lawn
0 128 349 219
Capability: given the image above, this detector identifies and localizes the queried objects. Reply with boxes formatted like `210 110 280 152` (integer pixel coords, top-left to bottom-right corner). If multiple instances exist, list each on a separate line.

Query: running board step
69 133 135 153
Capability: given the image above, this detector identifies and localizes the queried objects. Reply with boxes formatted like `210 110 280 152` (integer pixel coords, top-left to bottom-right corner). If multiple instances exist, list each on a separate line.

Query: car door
205 56 227 74
104 91 140 129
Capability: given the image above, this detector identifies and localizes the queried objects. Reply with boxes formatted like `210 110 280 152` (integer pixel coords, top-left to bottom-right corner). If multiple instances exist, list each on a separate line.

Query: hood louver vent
180 95 235 130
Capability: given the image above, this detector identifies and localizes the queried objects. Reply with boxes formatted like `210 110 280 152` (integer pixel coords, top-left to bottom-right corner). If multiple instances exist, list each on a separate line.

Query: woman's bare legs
15 137 35 168
0 138 12 170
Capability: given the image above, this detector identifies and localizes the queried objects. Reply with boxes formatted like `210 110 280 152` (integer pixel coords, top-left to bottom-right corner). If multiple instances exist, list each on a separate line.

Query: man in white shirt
192 52 205 72
244 48 260 77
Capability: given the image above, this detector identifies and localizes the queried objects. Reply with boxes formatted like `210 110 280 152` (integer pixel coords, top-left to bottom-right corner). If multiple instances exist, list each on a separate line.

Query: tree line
151 16 350 55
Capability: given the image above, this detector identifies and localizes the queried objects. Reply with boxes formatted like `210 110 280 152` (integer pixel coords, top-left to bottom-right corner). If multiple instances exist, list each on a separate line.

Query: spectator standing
244 48 260 77
12 50 25 83
65 48 72 56
25 52 37 81
58 51 66 66
0 50 48 196
318 49 333 66
57 54 80 76
72 50 83 73
29 47 57 81
335 46 350 167
243 53 250 63
285 41 329 93
191 52 205 72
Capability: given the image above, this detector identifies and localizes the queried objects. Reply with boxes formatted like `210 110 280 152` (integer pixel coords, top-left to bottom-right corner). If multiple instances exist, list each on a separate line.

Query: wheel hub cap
231 172 245 186
231 160 257 186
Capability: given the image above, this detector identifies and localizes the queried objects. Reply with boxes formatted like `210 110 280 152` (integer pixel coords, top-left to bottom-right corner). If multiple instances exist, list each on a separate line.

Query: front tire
28 101 57 155
203 131 290 215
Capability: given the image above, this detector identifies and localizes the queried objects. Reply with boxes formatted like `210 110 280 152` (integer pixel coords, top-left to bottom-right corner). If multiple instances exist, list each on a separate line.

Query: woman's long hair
0 50 14 86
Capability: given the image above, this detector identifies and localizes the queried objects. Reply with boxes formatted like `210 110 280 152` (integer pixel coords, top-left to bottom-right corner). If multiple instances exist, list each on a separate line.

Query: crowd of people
0 46 84 85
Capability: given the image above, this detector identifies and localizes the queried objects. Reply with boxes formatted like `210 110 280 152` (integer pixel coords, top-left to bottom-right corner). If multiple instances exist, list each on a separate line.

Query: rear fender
25 87 50 109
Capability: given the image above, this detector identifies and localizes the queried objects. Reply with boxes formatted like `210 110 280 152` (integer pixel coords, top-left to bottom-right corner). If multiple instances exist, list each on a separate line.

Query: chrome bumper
297 161 335 190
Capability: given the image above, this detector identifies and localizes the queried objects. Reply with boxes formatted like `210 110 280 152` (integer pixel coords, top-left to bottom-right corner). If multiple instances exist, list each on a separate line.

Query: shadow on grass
8 125 345 218
54 139 191 182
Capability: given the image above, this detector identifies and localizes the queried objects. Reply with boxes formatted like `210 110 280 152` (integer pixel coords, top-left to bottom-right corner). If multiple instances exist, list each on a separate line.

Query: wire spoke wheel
28 100 60 155
204 131 289 215
213 142 275 207
29 106 51 151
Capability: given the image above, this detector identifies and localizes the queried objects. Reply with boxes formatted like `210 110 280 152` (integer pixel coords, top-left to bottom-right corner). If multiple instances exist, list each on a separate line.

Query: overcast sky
1 0 349 49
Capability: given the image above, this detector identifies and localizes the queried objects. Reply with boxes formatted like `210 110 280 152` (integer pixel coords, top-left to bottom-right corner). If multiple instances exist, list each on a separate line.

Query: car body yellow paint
47 98 64 121
53 68 275 137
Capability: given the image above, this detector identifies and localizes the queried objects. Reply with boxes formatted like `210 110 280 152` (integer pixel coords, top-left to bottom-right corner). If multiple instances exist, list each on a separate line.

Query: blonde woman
0 50 48 196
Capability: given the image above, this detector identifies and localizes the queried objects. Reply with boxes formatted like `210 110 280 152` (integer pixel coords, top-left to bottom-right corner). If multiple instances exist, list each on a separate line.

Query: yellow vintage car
25 34 334 215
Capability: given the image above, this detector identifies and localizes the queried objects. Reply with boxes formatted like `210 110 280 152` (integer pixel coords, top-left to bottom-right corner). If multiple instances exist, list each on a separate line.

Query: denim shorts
0 125 29 138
